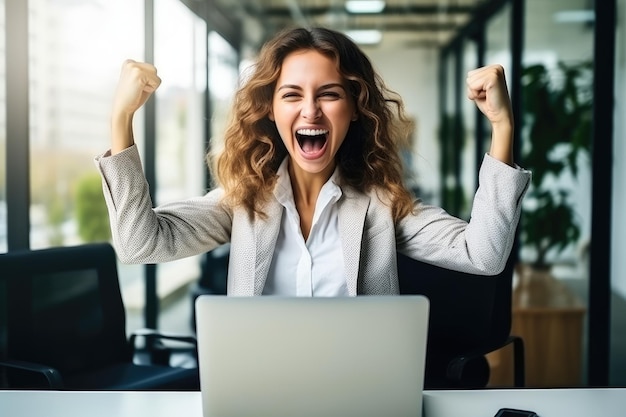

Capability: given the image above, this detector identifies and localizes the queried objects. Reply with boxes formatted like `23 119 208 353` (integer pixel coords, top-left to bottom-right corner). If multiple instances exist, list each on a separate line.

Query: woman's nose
301 97 321 120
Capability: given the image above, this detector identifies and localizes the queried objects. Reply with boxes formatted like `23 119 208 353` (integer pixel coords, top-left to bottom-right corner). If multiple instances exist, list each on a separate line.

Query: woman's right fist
112 59 161 118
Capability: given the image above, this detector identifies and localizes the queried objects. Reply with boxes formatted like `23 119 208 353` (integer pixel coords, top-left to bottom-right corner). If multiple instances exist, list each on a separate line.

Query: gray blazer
96 145 530 296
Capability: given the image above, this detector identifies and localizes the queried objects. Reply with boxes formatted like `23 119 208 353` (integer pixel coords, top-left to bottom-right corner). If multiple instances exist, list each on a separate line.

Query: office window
0 0 6 253
28 0 144 250
612 0 626 388
141 0 208 333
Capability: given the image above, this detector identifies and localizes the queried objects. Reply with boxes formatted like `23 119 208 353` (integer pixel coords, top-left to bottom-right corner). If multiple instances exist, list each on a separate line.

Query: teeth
296 129 328 136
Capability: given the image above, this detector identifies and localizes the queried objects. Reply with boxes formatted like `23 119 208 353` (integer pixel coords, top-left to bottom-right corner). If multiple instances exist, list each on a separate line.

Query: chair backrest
397 252 514 356
0 243 131 375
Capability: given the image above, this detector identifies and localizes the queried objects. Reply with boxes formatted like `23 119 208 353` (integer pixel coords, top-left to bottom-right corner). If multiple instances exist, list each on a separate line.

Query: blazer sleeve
94 145 232 264
396 153 531 275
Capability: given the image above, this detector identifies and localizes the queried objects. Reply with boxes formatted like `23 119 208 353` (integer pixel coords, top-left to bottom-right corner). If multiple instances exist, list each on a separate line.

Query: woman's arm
95 146 232 263
111 60 161 155
466 64 514 166
96 61 231 263
396 65 530 274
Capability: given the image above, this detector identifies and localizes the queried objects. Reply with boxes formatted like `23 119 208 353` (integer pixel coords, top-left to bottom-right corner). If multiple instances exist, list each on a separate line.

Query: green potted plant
519 60 593 272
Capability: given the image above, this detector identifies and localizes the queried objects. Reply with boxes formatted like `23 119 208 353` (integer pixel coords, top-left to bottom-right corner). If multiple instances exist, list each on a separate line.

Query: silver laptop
195 295 429 417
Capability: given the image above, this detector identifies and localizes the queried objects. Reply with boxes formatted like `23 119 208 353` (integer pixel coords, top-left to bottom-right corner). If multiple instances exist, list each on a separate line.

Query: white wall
363 47 442 204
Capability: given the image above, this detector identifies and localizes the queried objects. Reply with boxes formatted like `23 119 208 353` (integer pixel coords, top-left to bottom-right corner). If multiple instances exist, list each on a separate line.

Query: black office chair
0 243 200 390
189 244 230 330
398 252 525 389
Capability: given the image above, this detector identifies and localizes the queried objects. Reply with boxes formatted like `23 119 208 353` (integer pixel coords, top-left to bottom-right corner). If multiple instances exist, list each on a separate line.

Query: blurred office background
0 0 623 388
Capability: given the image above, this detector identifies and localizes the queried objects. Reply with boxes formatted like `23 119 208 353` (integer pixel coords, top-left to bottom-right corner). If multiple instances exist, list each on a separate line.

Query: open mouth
295 129 329 154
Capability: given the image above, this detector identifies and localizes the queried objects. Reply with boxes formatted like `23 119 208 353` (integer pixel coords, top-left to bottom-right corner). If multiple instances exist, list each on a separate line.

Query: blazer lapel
338 188 370 296
252 197 284 295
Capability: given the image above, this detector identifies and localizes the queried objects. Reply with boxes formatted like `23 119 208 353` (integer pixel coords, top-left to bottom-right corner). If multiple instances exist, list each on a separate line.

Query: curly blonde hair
211 27 415 222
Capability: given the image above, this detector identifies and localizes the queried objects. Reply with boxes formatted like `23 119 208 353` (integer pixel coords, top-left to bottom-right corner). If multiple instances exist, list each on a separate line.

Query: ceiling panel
211 0 494 49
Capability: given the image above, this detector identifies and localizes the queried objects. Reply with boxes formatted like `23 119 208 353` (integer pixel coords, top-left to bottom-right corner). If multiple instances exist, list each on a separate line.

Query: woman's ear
268 110 274 121
351 112 358 121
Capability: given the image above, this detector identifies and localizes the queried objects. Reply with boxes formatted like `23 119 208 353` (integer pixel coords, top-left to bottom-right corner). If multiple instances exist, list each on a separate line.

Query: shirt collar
274 157 343 208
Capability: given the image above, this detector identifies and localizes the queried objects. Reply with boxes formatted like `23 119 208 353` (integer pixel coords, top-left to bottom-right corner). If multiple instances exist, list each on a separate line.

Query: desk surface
423 388 625 417
2 388 625 417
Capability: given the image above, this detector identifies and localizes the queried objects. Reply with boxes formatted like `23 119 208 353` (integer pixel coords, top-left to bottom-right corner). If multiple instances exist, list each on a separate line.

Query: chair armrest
0 359 64 389
129 328 198 366
446 335 525 387
130 327 198 346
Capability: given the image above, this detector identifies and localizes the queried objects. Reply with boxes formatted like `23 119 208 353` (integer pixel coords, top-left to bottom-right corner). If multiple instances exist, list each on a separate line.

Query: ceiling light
345 0 386 14
345 29 383 45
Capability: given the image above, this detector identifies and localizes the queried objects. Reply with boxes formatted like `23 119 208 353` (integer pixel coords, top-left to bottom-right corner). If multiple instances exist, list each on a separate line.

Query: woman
96 27 530 296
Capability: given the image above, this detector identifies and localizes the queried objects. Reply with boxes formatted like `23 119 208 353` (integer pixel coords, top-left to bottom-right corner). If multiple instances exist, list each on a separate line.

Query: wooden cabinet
487 265 586 387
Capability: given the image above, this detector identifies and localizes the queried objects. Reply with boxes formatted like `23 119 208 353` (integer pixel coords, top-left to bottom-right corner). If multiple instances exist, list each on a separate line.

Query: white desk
2 388 625 417
2 391 202 417
423 388 626 417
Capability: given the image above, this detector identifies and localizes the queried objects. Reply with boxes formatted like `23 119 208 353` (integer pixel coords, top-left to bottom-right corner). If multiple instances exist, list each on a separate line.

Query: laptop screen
195 295 429 417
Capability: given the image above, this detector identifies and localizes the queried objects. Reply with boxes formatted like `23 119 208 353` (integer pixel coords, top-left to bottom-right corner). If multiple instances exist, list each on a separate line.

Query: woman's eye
320 91 341 99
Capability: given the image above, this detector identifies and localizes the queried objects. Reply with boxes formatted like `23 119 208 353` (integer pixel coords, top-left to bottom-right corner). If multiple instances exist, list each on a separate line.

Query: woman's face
270 49 357 180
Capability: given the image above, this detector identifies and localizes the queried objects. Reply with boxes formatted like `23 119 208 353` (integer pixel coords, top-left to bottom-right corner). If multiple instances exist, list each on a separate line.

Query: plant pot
511 262 586 387
514 263 583 309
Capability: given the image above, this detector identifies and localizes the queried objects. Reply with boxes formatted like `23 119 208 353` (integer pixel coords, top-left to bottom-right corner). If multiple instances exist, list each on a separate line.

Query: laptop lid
195 295 429 417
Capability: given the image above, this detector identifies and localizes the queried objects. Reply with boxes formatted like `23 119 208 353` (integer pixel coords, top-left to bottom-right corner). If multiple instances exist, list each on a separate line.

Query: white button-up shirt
263 159 347 296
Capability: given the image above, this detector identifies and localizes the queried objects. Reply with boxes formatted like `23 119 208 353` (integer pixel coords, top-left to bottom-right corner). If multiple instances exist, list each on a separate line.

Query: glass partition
611 0 626 387
484 0 513 175
460 38 478 220
483 0 594 389
482 3 514 388
439 53 457 212
0 0 6 253
0 276 5 366
520 0 593 270
521 0 593 387
123 0 209 335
